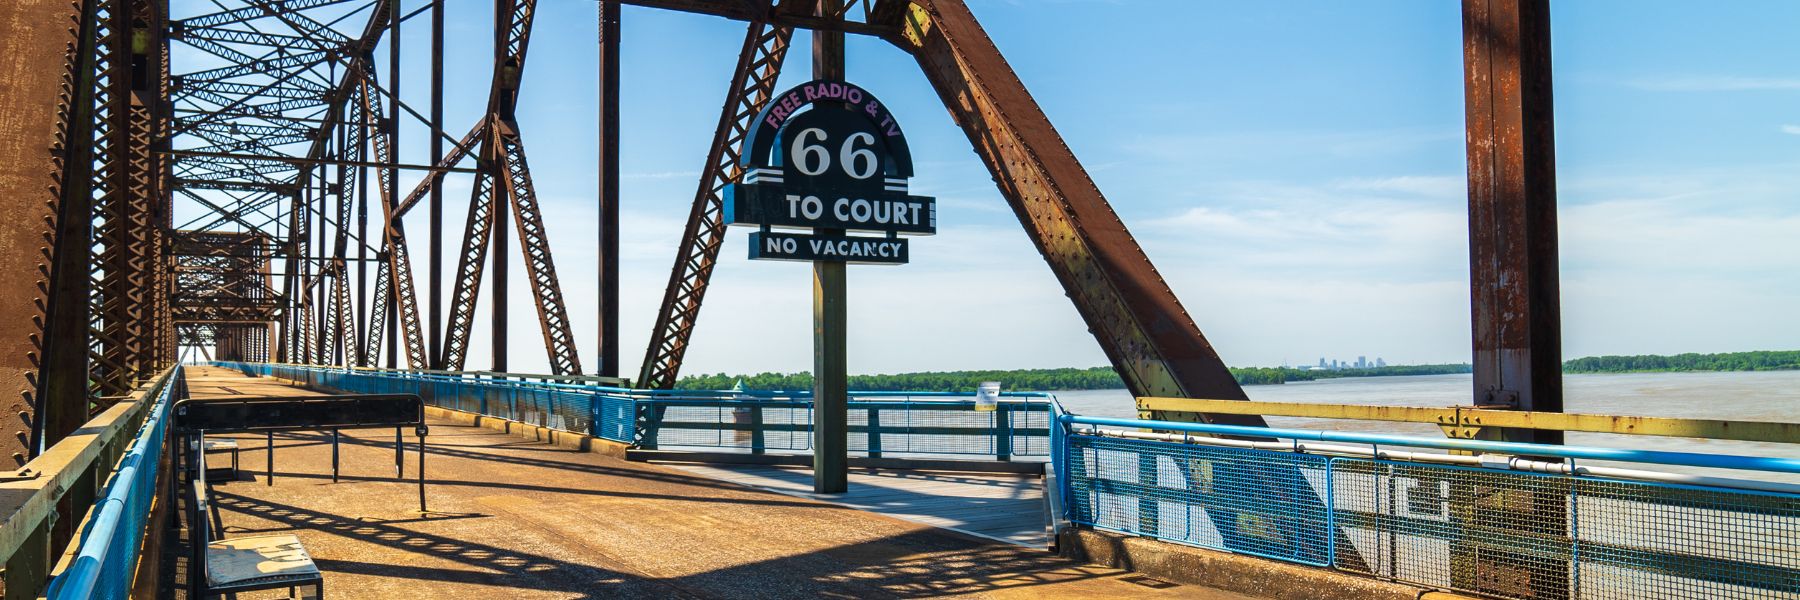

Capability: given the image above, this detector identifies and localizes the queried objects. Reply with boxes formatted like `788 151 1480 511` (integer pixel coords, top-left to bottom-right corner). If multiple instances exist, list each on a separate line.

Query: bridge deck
172 367 1259 599
664 464 1049 547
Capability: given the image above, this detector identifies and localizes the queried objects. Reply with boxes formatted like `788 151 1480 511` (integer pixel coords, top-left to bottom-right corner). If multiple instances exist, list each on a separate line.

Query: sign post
726 75 934 492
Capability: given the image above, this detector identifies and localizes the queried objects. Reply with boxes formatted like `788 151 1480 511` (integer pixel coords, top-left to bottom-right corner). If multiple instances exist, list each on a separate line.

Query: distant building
1376 357 1387 368
1356 356 1367 369
1318 358 1327 369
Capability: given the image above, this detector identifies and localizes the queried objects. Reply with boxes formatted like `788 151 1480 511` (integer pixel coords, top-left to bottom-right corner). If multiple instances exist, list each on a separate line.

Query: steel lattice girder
639 20 793 389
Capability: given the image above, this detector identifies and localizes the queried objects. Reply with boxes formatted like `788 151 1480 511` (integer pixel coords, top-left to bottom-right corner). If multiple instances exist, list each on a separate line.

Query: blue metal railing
45 365 183 600
1056 414 1800 600
203 361 1800 597
213 362 1056 459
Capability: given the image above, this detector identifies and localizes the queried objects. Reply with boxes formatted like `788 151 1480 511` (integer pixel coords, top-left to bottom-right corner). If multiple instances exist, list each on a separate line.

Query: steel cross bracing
7 0 1325 458
638 20 793 389
430 0 584 375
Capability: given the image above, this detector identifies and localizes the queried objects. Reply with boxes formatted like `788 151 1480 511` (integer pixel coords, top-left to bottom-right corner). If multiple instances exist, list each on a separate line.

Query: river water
1049 370 1800 474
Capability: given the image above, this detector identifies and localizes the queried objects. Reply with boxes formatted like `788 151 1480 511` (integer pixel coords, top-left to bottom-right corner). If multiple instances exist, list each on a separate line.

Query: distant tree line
674 363 1475 392
1562 350 1800 374
672 350 1798 392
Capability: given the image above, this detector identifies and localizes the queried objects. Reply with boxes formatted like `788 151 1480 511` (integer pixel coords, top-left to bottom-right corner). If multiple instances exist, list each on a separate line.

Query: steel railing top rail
1062 414 1800 475
1138 396 1800 444
43 365 182 599
236 362 1062 404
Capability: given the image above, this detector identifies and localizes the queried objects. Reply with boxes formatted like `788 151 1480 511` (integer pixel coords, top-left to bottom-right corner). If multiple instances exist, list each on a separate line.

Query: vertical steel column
811 0 848 494
1461 1 1567 598
489 0 510 373
37 0 104 454
597 0 621 378
429 0 445 369
1463 0 1563 440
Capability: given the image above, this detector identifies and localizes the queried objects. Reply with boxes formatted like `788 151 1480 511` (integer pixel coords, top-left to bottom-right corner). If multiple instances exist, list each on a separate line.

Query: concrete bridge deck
169 367 1261 599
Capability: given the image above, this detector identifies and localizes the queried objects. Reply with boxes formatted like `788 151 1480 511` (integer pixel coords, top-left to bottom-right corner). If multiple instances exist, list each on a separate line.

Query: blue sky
198 1 1800 375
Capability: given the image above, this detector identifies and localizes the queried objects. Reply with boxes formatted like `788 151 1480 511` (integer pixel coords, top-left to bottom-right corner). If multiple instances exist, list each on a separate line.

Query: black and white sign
748 231 909 264
726 80 934 264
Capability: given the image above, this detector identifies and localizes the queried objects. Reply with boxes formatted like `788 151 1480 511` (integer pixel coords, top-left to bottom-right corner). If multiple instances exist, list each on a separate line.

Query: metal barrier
214 363 1056 460
43 366 183 600
217 362 640 444
0 366 187 600
1057 415 1800 600
636 394 1053 459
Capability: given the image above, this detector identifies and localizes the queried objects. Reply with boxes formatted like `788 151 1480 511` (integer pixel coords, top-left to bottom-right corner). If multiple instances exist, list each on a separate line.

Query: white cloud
1781 124 1800 135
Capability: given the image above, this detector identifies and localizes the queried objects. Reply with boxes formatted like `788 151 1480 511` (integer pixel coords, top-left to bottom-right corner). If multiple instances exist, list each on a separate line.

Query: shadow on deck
162 367 1257 599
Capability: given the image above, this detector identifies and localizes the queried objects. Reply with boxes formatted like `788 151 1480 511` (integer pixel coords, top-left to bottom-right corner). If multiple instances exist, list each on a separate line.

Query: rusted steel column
2 0 93 466
37 0 104 454
1462 0 1563 442
1461 2 1568 598
597 0 621 378
811 0 848 495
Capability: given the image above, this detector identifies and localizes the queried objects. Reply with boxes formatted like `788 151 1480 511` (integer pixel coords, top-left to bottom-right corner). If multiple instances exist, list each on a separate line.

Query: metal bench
202 438 239 479
173 394 429 599
188 447 323 599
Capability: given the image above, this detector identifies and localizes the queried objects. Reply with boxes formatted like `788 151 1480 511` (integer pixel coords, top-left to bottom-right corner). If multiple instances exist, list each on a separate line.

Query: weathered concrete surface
1061 528 1482 600
174 367 1263 599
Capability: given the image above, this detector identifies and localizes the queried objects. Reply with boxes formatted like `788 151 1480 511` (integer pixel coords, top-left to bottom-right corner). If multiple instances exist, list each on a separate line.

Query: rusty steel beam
1463 0 1563 440
597 0 621 378
1461 1 1567 597
892 0 1261 424
3 0 99 466
890 1 1369 571
439 132 500 371
364 75 429 369
37 0 106 455
494 126 582 375
638 21 793 389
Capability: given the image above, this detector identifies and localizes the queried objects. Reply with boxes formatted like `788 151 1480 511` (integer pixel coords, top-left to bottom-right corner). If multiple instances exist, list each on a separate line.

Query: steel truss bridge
0 2 1795 599
0 0 1564 474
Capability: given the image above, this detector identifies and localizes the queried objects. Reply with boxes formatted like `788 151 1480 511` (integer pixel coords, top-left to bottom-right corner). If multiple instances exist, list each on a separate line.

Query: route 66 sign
724 80 934 264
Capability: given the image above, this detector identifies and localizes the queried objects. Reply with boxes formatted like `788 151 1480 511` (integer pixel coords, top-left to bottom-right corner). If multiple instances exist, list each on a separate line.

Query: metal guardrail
214 362 1057 460
222 362 640 444
1138 396 1800 443
43 366 184 600
635 395 1053 459
0 365 182 600
1057 414 1800 600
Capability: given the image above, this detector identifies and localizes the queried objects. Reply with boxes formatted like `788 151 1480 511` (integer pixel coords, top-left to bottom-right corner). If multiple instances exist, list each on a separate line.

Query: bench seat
206 534 320 589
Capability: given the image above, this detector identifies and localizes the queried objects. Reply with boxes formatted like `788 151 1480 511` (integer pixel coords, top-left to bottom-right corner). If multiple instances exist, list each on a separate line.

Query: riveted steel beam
639 20 793 389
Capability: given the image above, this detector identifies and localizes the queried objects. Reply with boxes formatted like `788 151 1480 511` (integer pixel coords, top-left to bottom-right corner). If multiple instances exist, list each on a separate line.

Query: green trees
1562 350 1800 373
672 363 1475 392
668 350 1800 391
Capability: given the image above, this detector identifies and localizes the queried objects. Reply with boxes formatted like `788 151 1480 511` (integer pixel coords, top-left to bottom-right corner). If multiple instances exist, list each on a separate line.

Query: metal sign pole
812 0 848 494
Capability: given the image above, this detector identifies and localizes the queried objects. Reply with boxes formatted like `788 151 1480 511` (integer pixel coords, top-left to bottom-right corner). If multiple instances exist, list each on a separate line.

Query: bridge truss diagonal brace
892 0 1371 573
638 20 793 389
493 124 582 375
438 127 499 372
894 0 1260 424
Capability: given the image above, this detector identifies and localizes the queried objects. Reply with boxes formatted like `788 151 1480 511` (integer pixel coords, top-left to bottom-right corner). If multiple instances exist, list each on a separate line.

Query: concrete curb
627 449 1047 475
1059 528 1478 600
422 405 631 459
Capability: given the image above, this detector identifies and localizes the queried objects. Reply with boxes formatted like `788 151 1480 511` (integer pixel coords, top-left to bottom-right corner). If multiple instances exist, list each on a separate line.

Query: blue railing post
749 404 766 455
994 403 1013 461
865 406 881 459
